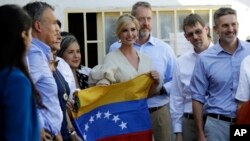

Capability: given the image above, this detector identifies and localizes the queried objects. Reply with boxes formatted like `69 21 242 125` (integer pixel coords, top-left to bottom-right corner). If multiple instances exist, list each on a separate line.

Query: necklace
54 69 68 101
73 70 80 89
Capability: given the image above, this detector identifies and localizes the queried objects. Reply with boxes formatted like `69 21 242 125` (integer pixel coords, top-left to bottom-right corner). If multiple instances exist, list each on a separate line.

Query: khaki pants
150 104 174 141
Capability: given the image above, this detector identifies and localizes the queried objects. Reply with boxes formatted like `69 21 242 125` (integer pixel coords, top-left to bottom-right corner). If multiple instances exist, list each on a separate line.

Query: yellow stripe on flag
72 74 153 118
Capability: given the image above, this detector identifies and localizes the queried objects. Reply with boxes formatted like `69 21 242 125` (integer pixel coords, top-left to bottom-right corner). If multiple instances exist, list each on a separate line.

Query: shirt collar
135 34 156 46
32 38 52 61
191 41 214 55
148 35 156 46
213 38 244 55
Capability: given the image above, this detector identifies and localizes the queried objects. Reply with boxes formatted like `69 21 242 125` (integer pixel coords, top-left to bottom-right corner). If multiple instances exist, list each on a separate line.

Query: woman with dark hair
57 35 91 90
50 22 82 141
0 4 41 141
57 35 91 141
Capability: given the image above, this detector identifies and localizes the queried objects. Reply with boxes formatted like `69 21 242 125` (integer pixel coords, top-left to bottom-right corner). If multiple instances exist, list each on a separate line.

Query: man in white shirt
235 44 250 125
170 13 212 141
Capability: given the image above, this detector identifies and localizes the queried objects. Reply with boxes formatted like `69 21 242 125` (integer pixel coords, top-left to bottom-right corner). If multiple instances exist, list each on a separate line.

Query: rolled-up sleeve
190 57 207 104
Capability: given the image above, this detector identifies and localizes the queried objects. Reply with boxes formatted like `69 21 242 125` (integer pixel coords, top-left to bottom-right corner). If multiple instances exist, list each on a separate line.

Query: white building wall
1 0 250 40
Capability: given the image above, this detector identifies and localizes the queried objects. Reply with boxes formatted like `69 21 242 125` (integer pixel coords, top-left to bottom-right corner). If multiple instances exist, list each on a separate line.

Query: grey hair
213 7 237 26
23 1 54 28
131 1 151 17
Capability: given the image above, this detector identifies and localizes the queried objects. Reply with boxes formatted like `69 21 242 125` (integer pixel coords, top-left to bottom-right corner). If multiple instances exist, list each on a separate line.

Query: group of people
170 6 250 141
1 1 250 141
0 2 89 141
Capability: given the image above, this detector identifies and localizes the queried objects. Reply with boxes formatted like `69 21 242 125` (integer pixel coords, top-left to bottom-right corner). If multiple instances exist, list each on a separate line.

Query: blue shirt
27 38 63 136
0 67 40 141
109 36 176 107
190 39 250 117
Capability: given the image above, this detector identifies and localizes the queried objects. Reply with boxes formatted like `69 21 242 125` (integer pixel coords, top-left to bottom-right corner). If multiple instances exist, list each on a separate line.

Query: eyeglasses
185 28 203 38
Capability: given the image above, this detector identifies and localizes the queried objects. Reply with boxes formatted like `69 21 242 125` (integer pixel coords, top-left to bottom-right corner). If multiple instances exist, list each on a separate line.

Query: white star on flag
83 133 87 141
85 123 89 131
96 111 102 119
82 110 129 140
112 115 120 123
119 121 127 130
104 111 112 119
89 116 94 123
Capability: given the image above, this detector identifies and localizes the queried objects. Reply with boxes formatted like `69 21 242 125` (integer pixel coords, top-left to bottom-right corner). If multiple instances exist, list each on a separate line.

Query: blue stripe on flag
74 99 151 141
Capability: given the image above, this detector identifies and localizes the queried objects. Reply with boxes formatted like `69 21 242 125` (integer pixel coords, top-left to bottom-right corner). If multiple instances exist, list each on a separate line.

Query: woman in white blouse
90 14 161 96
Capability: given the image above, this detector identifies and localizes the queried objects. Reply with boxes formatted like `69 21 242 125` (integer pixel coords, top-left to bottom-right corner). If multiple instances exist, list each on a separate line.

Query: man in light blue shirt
109 2 176 141
190 7 250 141
24 2 63 140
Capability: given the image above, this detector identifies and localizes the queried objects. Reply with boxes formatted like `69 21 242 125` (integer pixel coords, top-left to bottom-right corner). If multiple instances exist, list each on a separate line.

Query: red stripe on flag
97 130 153 141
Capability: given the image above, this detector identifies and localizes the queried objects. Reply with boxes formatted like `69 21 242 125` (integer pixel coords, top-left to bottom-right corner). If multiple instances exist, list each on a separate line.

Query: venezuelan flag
72 74 153 141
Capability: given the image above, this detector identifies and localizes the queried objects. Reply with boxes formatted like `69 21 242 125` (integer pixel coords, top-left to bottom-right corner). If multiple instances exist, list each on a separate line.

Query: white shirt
235 55 250 102
109 36 176 108
56 57 76 97
170 43 213 133
90 49 152 85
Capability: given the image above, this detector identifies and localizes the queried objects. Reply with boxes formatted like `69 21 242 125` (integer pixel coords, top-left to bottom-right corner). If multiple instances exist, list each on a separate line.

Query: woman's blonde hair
115 14 140 37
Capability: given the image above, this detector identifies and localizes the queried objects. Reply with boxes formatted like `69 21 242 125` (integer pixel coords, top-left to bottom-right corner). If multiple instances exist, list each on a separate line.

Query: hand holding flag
71 74 154 141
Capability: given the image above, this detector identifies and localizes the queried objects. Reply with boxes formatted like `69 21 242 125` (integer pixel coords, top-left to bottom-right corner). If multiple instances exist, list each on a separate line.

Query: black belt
208 113 235 123
148 105 165 113
184 113 194 119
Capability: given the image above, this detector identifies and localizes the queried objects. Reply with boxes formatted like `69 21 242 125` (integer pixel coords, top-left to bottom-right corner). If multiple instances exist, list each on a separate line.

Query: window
104 12 120 53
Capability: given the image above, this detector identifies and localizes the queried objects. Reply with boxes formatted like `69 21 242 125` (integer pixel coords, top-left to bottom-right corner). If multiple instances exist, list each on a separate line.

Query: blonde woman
91 14 161 96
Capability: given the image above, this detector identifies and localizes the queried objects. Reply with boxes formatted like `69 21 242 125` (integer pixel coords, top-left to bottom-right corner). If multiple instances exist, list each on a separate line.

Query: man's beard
139 31 150 39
